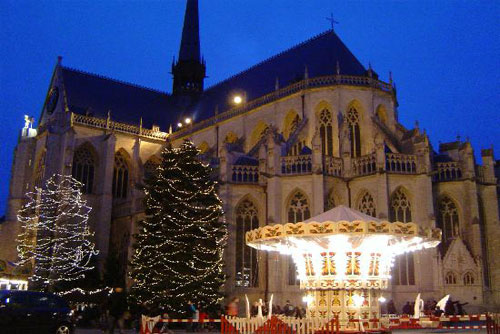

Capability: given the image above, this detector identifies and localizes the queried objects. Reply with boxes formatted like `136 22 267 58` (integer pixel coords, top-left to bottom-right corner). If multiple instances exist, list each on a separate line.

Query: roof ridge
205 30 334 91
61 66 170 96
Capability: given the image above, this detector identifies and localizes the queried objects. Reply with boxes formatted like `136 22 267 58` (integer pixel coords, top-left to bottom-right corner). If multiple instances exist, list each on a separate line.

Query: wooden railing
434 162 462 181
323 156 343 177
386 153 417 174
352 153 377 176
281 155 312 175
231 165 259 184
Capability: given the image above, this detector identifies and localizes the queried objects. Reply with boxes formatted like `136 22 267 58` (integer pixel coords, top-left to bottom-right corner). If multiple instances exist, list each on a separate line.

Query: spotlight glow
177 122 183 128
185 118 191 124
233 95 242 104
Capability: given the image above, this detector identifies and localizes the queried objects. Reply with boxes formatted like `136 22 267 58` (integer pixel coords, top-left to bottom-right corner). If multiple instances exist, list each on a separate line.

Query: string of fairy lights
129 140 227 315
16 174 99 289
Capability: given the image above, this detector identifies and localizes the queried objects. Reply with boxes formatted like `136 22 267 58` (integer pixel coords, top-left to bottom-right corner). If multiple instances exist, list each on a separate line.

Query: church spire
172 0 206 99
179 0 200 62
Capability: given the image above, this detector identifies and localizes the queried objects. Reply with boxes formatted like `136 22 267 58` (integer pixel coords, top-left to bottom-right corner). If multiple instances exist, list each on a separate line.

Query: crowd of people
393 297 468 317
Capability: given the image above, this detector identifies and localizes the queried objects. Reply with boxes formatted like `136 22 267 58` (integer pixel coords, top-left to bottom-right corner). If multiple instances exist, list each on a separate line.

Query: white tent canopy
303 205 382 223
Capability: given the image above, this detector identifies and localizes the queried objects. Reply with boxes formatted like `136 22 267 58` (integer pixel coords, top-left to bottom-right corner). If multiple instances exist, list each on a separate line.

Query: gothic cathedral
1 0 499 312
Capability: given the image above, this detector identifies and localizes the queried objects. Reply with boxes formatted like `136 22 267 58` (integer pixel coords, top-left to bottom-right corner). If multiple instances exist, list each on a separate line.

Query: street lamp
233 95 242 104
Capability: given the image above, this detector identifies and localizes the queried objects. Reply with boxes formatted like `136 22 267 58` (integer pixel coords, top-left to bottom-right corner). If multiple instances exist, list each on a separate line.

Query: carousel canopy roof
304 205 382 224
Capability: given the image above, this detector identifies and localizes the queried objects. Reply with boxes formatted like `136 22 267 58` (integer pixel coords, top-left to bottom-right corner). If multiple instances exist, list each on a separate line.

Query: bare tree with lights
16 174 99 291
129 140 227 316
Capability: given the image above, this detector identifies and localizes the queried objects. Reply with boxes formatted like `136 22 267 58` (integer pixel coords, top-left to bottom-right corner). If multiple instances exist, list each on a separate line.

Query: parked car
0 290 74 334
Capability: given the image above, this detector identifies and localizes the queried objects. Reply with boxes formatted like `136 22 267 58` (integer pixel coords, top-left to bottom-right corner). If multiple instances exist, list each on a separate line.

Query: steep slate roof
62 30 366 131
61 67 177 130
190 30 366 122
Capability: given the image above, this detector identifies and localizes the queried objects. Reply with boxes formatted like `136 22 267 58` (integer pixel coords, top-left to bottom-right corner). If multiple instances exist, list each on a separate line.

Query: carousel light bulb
378 296 386 303
353 294 365 308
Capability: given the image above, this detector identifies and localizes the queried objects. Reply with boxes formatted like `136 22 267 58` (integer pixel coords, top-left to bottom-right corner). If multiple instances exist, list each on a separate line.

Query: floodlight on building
233 95 242 104
177 122 183 128
185 117 192 124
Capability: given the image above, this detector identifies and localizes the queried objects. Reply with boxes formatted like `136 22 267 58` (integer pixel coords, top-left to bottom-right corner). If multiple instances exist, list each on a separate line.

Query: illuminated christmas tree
16 174 99 291
130 140 227 315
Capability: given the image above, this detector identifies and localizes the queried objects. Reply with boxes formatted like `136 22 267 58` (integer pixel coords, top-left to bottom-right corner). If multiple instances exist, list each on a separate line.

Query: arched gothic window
437 196 460 243
72 145 96 194
390 189 412 223
235 199 259 287
463 272 475 285
319 109 333 156
33 151 46 189
287 191 310 285
390 188 415 285
112 151 129 199
346 107 361 157
288 191 311 224
143 158 160 181
357 192 376 217
445 271 457 285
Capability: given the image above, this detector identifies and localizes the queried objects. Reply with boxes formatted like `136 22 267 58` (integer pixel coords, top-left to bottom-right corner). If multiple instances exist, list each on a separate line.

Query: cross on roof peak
326 13 339 31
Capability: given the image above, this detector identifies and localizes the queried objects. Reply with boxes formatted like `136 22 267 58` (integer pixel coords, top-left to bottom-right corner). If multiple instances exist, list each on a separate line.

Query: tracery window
143 158 160 181
33 151 46 189
112 151 129 199
390 188 415 285
390 188 412 223
463 272 475 285
235 199 259 287
445 271 457 285
346 107 361 157
319 109 334 156
437 196 460 243
72 145 95 194
287 191 310 284
357 192 376 217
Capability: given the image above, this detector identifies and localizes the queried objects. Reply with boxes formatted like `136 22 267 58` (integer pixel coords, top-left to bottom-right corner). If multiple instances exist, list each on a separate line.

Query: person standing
107 287 127 334
186 301 197 332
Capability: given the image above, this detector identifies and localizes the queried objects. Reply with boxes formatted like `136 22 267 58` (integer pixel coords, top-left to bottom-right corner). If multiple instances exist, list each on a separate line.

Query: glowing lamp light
177 122 183 128
185 117 192 124
233 95 242 104
378 296 387 303
353 294 365 308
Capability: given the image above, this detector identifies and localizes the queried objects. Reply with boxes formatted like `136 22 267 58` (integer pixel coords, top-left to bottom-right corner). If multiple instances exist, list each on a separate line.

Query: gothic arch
72 142 98 194
376 104 388 125
436 194 462 243
282 109 300 140
315 101 334 156
345 100 364 157
249 121 270 149
325 188 342 211
33 149 47 189
113 149 131 199
389 187 413 223
463 271 475 285
285 189 311 224
445 271 458 285
234 195 260 287
355 190 377 218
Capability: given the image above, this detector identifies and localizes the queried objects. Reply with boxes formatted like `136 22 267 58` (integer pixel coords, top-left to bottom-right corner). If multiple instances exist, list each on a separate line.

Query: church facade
1 0 499 311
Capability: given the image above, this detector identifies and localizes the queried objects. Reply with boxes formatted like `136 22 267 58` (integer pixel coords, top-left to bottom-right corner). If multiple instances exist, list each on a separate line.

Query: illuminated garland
129 140 227 316
16 174 99 289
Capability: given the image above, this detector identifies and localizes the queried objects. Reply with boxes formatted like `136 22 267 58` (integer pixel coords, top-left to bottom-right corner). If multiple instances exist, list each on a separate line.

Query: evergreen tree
130 140 227 315
16 174 99 291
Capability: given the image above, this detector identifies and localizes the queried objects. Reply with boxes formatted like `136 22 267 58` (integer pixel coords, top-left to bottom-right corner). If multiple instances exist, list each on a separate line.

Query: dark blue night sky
0 1 499 216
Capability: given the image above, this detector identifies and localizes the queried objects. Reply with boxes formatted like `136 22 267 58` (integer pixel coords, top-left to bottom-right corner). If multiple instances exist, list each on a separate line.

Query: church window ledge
281 155 312 175
385 153 417 174
433 162 463 182
352 153 376 176
231 165 259 184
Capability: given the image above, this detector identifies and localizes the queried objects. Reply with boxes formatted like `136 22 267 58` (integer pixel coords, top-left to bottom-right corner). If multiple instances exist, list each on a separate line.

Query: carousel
245 205 441 331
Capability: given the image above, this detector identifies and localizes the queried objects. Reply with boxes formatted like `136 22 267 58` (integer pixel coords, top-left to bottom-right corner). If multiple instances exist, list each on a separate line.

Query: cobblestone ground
75 329 487 334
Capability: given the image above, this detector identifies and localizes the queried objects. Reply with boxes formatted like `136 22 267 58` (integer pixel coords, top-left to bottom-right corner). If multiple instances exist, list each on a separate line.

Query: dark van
0 290 74 334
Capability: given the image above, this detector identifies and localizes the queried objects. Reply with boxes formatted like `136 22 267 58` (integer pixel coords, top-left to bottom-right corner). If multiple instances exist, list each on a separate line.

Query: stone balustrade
323 156 343 177
352 153 377 176
231 165 259 183
385 153 417 174
281 155 312 175
433 162 462 181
